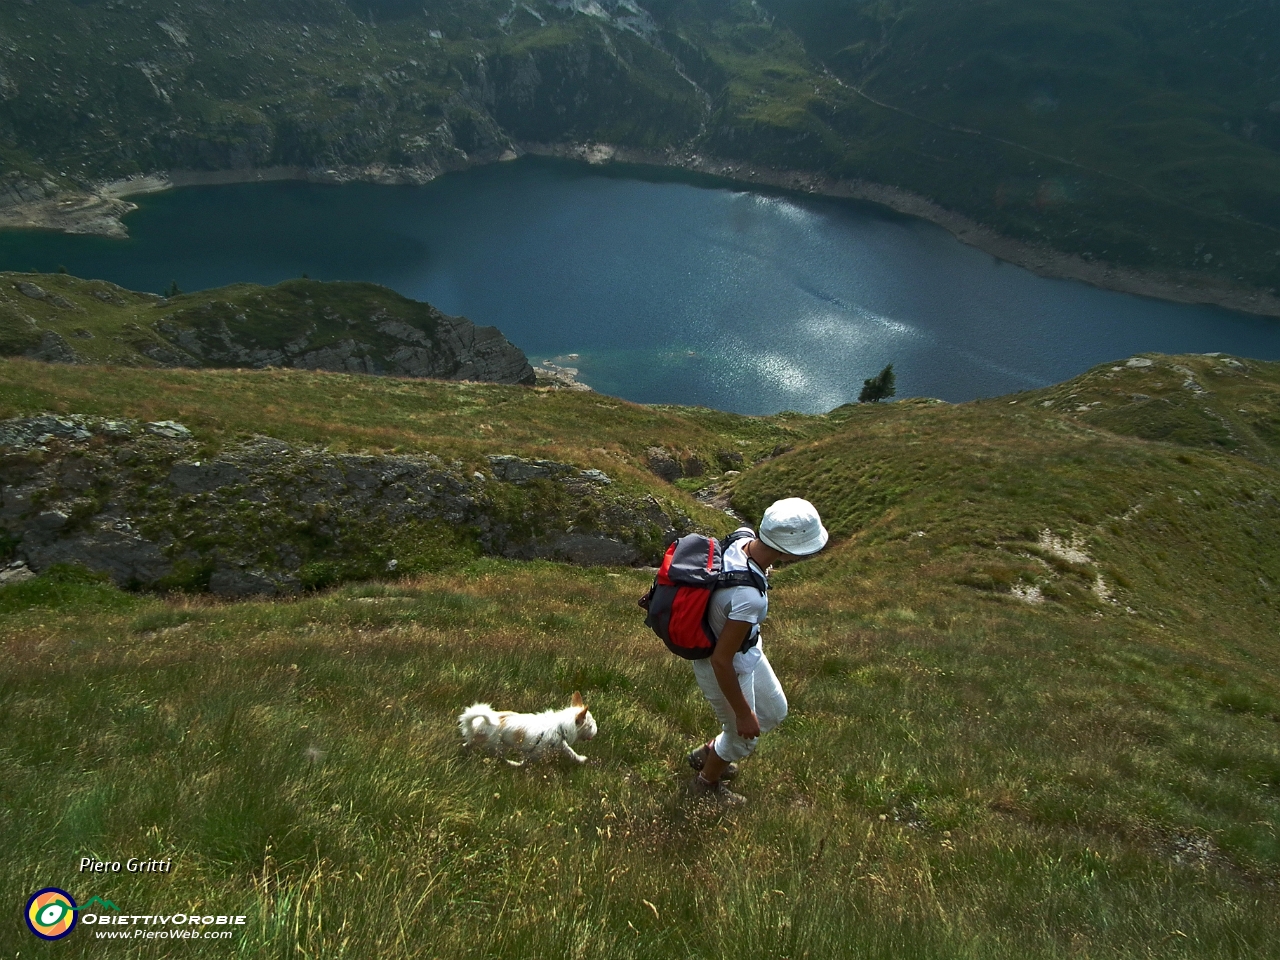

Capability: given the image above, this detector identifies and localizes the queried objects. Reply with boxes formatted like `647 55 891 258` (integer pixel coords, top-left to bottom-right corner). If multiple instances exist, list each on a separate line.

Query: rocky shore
533 355 593 392
0 174 140 239
4 144 1279 319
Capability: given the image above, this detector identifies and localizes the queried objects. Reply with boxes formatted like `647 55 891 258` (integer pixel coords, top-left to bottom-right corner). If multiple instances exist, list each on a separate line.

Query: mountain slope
1 352 1278 956
762 0 1280 290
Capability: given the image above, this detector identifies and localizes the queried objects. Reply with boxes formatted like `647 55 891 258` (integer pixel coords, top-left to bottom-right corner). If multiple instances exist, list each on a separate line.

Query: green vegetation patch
2 545 1278 956
0 273 521 382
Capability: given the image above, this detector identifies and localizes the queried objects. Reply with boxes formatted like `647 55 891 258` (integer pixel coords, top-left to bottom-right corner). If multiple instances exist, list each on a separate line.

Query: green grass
3 558 1278 956
0 351 853 486
2 353 1279 955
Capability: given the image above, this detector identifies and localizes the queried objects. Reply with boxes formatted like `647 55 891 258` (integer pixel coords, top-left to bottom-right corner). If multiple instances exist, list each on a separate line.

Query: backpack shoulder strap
716 535 762 593
718 528 766 593
715 568 768 595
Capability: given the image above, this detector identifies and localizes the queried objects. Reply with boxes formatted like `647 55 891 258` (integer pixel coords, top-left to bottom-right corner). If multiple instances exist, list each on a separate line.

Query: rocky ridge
0 415 693 596
1 275 537 385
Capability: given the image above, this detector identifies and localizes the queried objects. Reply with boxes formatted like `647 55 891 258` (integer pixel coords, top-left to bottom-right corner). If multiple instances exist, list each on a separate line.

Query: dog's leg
560 741 588 764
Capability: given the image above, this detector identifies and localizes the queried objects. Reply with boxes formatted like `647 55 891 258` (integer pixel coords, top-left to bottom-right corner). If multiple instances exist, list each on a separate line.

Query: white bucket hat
758 498 828 556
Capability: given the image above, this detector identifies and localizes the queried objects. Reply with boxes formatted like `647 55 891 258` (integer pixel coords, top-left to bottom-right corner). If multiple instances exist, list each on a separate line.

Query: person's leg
704 654 787 781
691 659 760 782
751 653 788 736
701 745 733 783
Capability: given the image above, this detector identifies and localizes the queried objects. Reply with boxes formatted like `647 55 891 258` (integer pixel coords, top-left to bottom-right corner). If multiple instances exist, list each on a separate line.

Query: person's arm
710 619 760 739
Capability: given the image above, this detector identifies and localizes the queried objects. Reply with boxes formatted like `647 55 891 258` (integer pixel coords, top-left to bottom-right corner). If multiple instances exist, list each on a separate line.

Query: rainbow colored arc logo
26 888 78 940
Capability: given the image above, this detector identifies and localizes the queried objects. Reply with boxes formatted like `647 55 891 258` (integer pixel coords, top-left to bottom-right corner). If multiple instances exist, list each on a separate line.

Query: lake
2 157 1278 414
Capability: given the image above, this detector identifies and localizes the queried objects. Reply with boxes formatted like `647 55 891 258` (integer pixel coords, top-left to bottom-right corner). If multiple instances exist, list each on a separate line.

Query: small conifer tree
859 363 896 403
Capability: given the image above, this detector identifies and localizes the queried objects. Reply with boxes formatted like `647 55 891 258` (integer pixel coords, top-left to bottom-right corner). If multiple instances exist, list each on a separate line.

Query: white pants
691 651 788 763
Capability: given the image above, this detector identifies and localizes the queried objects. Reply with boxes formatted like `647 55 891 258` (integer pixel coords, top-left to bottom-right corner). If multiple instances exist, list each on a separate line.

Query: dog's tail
458 703 498 743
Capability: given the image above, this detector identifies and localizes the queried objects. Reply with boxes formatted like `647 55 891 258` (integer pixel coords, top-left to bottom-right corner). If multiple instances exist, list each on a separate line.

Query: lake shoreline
3 144 1278 320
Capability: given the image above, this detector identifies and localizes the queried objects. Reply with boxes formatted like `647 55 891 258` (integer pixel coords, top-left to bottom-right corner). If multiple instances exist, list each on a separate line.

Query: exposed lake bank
3 143 1277 321
523 143 1280 322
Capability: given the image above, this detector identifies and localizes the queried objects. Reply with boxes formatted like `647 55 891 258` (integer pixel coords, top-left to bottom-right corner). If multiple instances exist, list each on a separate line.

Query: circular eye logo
26 888 78 940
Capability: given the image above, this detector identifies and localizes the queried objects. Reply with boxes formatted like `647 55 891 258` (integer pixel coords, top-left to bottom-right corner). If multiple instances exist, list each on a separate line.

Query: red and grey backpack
639 527 768 659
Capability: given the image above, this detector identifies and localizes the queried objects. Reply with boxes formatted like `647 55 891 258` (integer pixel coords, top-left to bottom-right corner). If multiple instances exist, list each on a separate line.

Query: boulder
145 421 193 440
23 331 80 364
646 446 681 482
487 454 573 483
0 561 35 584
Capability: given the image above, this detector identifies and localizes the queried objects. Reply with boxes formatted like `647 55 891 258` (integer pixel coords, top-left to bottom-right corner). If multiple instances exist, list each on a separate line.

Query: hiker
685 497 828 804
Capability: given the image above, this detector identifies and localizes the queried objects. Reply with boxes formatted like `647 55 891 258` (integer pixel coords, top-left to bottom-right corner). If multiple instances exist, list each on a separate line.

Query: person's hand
736 710 761 740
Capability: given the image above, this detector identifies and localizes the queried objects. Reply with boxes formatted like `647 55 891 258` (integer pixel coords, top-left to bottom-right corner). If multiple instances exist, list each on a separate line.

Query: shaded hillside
0 352 846 591
0 416 702 593
763 0 1280 287
0 272 535 383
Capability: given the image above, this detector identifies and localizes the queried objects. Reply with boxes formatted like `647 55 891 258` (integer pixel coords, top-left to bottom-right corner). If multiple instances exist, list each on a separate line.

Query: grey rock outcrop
0 561 35 585
646 446 682 482
12 280 76 309
145 420 193 440
22 331 80 364
4 276 534 387
431 315 534 384
488 454 575 483
16 281 47 300
1 415 691 595
150 301 535 385
0 175 55 210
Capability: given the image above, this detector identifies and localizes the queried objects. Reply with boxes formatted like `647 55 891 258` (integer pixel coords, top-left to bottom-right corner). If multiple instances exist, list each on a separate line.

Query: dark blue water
3 157 1277 414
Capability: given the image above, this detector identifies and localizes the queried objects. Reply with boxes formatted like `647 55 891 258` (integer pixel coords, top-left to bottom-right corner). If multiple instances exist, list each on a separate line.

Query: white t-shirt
705 536 769 674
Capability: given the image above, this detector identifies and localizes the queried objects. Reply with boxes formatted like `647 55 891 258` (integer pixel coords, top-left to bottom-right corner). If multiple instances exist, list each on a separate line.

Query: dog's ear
571 691 585 708
576 707 589 725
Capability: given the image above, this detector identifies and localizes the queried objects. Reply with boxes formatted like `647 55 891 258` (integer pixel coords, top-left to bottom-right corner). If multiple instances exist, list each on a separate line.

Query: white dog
458 691 598 765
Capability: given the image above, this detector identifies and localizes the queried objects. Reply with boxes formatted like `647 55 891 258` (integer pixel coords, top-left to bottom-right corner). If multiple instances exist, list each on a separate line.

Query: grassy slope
0 355 847 497
0 272 488 370
2 356 1278 957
